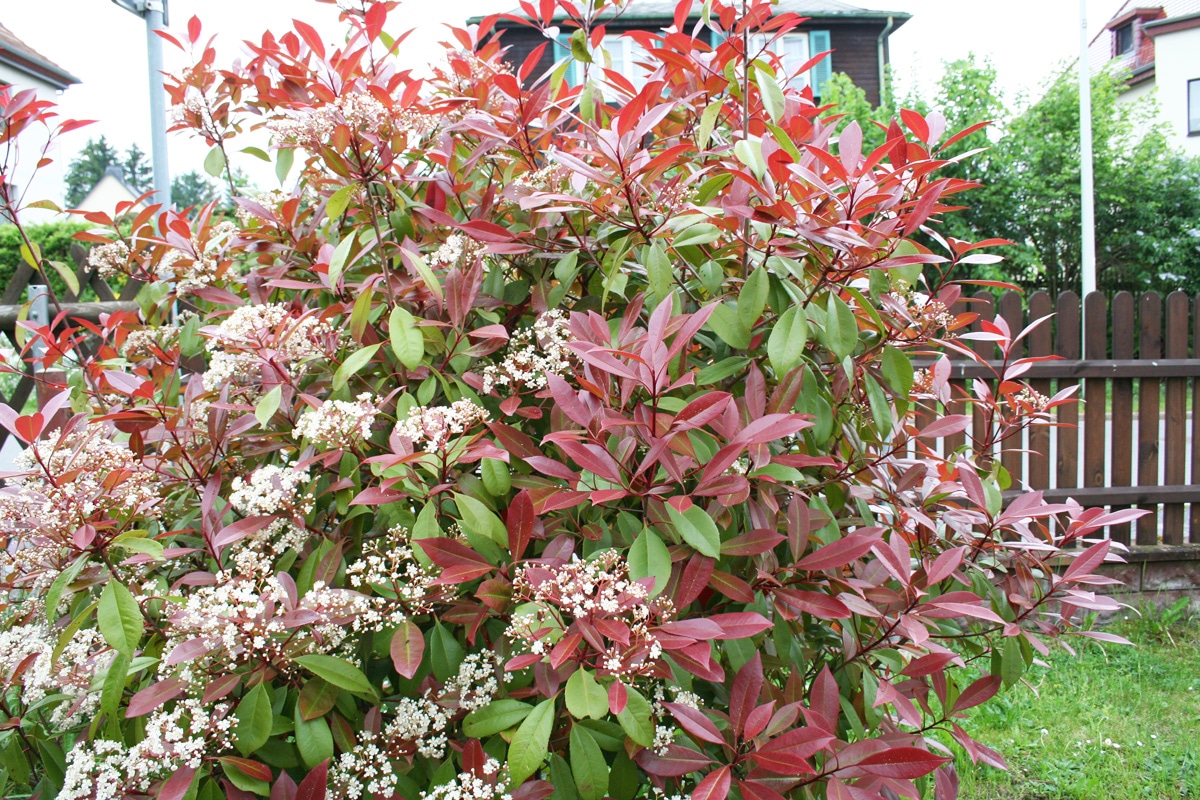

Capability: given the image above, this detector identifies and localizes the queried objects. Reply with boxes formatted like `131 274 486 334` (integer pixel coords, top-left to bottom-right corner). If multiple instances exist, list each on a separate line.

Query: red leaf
159 765 196 800
1062 538 1111 582
187 15 202 44
218 757 274 782
506 490 535 560
917 415 971 439
213 516 276 549
721 528 784 556
795 530 881 571
663 703 725 746
707 612 772 640
608 680 628 714
774 589 852 620
127 676 187 718
951 675 1001 713
390 620 424 679
736 780 787 800
296 760 328 800
635 745 713 777
691 766 731 800
855 747 951 778
730 653 763 738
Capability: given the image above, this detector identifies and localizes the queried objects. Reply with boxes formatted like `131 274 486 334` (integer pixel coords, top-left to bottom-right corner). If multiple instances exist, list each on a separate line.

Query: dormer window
1114 22 1135 55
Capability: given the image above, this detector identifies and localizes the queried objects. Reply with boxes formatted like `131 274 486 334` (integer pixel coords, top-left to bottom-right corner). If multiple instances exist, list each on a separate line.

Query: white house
0 21 81 223
1089 1 1200 157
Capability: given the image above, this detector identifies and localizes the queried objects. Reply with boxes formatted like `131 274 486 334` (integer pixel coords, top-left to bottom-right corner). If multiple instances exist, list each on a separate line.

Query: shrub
0 2 1134 799
0 220 92 299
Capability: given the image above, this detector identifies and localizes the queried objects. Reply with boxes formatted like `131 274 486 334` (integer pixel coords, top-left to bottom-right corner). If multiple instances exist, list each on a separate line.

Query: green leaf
706 303 751 350
275 147 295 185
407 251 444 304
45 555 88 623
463 698 534 738
738 266 769 329
99 650 131 722
645 242 674 302
508 697 556 786
241 146 271 161
221 759 269 795
332 343 379 392
455 493 508 547
616 687 654 747
325 184 356 221
672 223 721 249
327 234 357 289
665 503 721 558
293 655 377 701
696 357 749 385
570 725 609 800
755 64 786 123
565 668 609 721
297 678 338 721
697 101 723 150
254 385 283 428
767 305 808 375
48 260 80 297
235 683 273 757
1001 636 1023 689
98 579 143 656
429 622 464 682
628 528 671 596
293 704 334 769
481 458 511 497
203 145 226 178
388 305 425 370
823 293 859 360
570 28 592 63
881 344 914 396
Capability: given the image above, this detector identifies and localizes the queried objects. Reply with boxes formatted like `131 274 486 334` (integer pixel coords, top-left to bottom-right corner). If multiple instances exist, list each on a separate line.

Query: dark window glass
1189 79 1200 135
1114 23 1134 55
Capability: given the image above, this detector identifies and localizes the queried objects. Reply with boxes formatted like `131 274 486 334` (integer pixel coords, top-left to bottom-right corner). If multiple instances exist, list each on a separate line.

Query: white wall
1 67 69 225
1149 25 1200 157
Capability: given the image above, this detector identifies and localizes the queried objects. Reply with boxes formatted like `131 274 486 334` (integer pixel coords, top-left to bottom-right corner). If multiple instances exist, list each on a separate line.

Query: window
1190 79 1200 136
600 34 651 98
747 32 812 91
1114 23 1134 55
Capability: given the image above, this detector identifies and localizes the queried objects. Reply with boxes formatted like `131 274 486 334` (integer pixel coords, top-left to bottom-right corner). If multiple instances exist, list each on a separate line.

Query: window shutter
809 29 832 98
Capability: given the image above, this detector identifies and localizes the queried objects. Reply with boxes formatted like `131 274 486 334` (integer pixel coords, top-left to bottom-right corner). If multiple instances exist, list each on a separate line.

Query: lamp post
111 0 172 209
1079 0 1096 299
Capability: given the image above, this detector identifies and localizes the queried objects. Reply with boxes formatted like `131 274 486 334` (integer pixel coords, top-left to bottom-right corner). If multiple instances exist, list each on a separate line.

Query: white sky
4 0 1124 192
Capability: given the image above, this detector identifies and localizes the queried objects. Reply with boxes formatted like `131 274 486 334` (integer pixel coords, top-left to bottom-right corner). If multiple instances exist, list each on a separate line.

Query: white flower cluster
480 310 575 395
122 325 178 361
331 654 505 796
888 291 956 332
0 426 160 588
293 392 378 449
228 462 315 573
514 163 570 191
346 530 438 610
1011 386 1051 413
201 304 338 393
236 189 291 226
59 698 232 800
507 551 673 677
428 233 486 269
87 240 130 279
0 618 114 730
268 91 435 151
421 759 510 800
394 399 490 453
170 84 217 133
649 684 703 755
154 221 237 295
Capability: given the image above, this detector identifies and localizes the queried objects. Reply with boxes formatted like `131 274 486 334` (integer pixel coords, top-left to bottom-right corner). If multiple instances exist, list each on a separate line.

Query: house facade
1088 0 1200 156
481 0 909 106
0 21 81 223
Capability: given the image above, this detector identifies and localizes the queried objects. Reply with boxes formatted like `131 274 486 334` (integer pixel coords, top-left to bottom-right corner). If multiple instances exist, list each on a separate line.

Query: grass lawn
951 602 1200 799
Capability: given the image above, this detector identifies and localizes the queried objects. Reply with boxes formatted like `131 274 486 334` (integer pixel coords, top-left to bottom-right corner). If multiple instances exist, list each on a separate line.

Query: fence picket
1110 292 1136 545
1056 292 1081 499
1000 291 1025 485
1138 292 1163 545
1164 292 1189 543
972 291 996 465
1083 294 1108 516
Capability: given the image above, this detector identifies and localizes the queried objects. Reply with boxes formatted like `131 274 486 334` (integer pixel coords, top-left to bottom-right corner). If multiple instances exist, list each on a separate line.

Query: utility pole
111 0 172 209
1079 0 1096 298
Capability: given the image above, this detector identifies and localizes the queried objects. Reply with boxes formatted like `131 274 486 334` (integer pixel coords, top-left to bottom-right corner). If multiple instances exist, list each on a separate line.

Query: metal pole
27 285 49 367
1079 0 1097 299
145 0 172 209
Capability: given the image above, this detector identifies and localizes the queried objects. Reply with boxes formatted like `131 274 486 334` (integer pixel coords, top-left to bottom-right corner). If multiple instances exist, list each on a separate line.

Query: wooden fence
929 290 1200 547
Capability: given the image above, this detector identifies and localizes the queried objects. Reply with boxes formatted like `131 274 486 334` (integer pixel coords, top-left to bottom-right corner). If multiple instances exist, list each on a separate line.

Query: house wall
490 18 891 104
0 69 69 225
1149 25 1200 157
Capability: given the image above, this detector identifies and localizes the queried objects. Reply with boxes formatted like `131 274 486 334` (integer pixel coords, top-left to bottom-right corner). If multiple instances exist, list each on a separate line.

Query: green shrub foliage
0 2 1132 799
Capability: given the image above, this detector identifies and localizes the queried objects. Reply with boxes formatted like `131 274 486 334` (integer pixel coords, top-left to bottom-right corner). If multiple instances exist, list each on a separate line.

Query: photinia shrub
0 1 1136 798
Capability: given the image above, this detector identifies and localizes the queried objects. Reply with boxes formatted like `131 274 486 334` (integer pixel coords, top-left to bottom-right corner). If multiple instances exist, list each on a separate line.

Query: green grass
951 602 1200 799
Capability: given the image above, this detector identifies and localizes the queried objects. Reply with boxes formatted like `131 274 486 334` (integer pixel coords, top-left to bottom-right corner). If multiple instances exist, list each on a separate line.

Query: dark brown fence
932 290 1200 546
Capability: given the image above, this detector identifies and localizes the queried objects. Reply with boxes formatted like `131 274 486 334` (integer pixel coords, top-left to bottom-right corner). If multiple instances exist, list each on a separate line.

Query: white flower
394 399 490 453
480 310 575 395
293 393 378 448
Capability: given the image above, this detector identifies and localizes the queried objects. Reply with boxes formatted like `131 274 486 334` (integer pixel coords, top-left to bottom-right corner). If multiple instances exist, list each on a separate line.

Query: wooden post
1027 292 1054 494
1164 292 1189 544
1110 292 1136 545
1138 292 1163 545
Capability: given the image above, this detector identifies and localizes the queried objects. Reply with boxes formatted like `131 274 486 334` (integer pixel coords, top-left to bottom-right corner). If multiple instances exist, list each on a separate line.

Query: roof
0 21 80 90
486 0 909 25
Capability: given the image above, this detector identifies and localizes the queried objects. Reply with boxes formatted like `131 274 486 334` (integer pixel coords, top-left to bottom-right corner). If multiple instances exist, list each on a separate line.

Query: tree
1 4 1121 799
63 136 154 206
171 170 219 210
